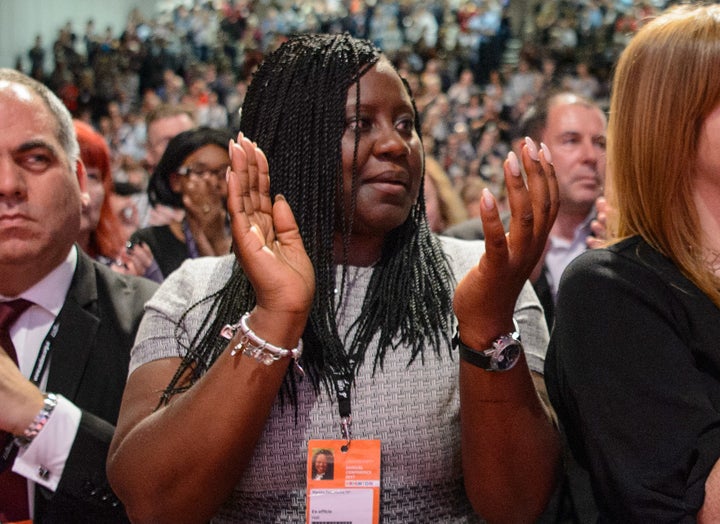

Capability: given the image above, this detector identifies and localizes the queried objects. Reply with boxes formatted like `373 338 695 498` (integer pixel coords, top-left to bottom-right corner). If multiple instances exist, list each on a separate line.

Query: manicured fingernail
275 194 286 202
525 137 539 161
540 142 552 163
228 140 234 159
508 151 520 176
232 140 243 157
225 166 231 183
481 188 495 210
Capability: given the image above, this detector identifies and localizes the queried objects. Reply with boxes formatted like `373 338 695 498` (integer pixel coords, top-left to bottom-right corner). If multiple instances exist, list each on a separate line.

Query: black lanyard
332 353 357 451
333 372 352 450
29 318 60 386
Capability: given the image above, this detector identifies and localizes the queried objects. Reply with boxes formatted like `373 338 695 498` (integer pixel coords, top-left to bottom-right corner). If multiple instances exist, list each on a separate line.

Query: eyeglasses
177 165 228 179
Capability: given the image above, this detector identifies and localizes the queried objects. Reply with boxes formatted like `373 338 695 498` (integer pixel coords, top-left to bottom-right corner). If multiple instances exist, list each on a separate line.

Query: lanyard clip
340 415 352 452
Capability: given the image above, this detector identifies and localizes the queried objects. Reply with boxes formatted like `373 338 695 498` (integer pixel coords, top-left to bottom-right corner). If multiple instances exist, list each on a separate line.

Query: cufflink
38 465 50 480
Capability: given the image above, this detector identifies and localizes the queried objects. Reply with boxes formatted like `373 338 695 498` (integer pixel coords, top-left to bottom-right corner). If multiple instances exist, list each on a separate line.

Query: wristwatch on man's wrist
454 319 523 371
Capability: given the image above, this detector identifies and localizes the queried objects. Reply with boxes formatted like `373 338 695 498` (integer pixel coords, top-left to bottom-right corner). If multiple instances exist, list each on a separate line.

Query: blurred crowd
16 0 671 237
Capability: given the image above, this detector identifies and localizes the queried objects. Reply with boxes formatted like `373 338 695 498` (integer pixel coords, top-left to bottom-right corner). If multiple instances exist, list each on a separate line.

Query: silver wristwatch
455 320 523 371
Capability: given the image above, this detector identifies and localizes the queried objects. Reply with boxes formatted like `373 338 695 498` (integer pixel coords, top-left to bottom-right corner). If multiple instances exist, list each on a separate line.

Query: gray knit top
130 236 549 523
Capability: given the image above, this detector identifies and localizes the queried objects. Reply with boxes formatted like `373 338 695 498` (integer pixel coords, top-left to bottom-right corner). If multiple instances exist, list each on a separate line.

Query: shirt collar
549 208 597 249
1 246 77 317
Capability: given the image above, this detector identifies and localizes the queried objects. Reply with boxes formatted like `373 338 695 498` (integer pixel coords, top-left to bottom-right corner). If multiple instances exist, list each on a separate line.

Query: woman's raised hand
226 133 315 317
453 138 559 339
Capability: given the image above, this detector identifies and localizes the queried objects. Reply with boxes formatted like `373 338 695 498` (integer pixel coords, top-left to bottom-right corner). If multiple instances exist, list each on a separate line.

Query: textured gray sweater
130 236 548 523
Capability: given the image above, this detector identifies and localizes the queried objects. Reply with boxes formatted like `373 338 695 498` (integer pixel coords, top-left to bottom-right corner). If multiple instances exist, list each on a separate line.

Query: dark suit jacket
32 248 157 523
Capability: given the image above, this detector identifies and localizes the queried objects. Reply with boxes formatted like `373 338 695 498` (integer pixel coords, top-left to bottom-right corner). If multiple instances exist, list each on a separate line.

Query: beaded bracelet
14 392 58 448
221 312 304 376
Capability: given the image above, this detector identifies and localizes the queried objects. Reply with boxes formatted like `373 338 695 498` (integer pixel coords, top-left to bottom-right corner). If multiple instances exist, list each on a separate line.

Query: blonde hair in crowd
424 156 468 229
607 3 720 306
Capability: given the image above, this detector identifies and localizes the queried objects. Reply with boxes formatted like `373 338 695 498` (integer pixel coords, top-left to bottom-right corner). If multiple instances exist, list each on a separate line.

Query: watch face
490 342 522 371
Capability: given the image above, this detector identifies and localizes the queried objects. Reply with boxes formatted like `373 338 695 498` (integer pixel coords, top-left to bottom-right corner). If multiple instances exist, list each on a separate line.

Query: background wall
0 0 155 70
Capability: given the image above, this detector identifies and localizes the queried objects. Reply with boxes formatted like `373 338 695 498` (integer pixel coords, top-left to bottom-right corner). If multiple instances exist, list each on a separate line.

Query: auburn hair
607 3 720 306
74 119 127 260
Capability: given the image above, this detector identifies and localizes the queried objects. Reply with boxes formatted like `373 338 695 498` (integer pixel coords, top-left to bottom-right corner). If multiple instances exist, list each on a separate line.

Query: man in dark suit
0 68 157 522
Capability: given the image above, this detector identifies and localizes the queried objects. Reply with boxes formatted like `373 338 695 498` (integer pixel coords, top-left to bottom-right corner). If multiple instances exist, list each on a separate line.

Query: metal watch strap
14 392 58 448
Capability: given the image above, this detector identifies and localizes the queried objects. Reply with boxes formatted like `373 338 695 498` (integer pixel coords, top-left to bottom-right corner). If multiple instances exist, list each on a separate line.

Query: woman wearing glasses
131 127 234 279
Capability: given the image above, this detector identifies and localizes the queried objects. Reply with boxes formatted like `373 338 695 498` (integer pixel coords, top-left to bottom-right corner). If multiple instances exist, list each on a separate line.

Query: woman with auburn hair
74 120 158 279
75 119 127 263
546 4 720 521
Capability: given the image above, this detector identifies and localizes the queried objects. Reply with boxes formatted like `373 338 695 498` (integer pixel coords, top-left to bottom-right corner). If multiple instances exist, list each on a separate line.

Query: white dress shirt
544 211 595 301
1 246 82 513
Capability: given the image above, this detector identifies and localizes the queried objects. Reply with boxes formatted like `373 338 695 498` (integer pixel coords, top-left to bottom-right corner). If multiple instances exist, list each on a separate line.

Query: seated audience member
131 127 233 279
74 119 128 265
136 103 196 228
546 5 720 521
0 69 157 523
462 177 491 220
525 92 606 329
444 177 511 240
143 104 195 179
73 120 161 282
107 33 561 522
109 182 143 242
446 91 607 329
424 156 468 233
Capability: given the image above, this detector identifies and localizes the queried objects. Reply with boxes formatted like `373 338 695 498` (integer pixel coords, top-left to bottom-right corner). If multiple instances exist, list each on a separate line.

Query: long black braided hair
160 33 456 408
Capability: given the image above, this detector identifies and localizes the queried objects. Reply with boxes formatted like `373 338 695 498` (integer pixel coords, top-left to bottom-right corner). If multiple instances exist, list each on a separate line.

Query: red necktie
0 298 33 521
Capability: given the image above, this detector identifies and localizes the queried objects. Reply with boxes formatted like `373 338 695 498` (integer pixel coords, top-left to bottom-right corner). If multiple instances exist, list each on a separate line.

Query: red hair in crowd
74 119 127 260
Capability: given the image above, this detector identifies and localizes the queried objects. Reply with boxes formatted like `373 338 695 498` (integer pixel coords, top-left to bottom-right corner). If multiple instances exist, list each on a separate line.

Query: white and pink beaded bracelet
221 312 304 375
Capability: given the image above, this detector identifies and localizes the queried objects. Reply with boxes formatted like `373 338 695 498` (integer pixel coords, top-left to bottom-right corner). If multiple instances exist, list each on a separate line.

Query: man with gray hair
446 90 607 329
0 68 156 522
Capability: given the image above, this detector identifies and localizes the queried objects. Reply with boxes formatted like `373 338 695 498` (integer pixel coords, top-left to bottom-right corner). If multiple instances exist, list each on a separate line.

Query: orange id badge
306 439 381 524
